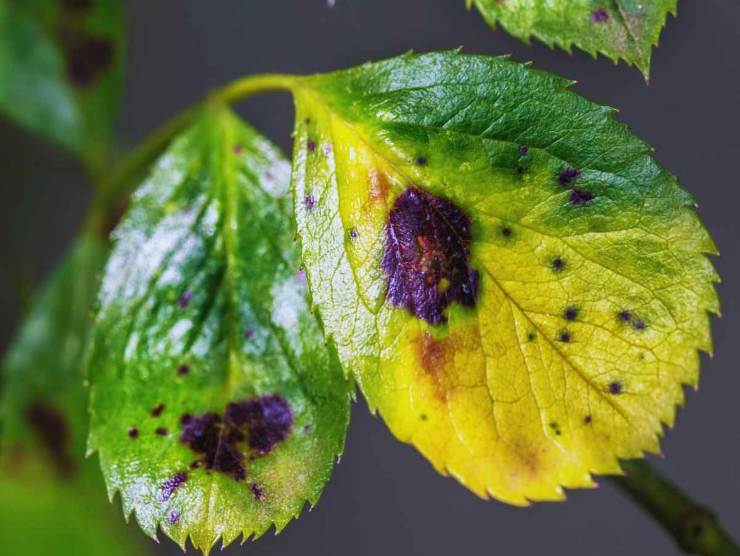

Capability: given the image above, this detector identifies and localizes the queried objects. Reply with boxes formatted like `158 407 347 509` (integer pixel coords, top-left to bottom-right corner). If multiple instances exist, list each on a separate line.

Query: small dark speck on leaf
527 331 536 342
155 427 169 436
128 427 139 439
307 139 316 152
251 483 265 501
559 167 581 187
591 8 610 22
551 257 565 272
558 330 571 343
151 404 165 418
618 310 632 322
549 421 561 435
501 227 513 238
420 414 428 421
178 291 193 309
244 328 255 340
564 306 579 321
304 118 311 125
349 228 358 240
416 156 428 166
570 188 594 206
632 319 647 331
304 195 316 210
168 512 180 525
609 381 623 395
519 145 529 156
584 415 593 425
177 364 190 376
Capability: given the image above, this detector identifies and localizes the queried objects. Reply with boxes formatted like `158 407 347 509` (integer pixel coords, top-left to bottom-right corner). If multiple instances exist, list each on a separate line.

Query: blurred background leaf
0 0 124 169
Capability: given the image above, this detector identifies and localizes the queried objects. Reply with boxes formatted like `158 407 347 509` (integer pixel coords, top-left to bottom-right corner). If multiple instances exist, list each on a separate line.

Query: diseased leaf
0 236 148 555
0 0 124 162
467 0 676 79
290 52 718 505
88 105 351 552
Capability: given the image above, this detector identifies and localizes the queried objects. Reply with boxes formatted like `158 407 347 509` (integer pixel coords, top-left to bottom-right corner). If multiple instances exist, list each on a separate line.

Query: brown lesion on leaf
416 331 454 377
25 401 76 477
368 168 391 206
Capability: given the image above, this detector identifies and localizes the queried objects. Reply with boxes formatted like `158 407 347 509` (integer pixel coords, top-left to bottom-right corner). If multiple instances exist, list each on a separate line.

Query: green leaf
290 51 718 504
0 235 149 555
88 105 351 552
0 0 124 163
467 0 676 79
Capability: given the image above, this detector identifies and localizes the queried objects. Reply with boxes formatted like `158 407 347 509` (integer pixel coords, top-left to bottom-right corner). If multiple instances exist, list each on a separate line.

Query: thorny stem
86 72 740 556
610 460 740 556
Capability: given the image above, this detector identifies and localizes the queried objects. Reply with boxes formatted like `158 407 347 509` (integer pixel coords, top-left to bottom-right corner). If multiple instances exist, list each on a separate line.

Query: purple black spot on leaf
304 195 316 210
609 381 623 395
151 403 165 417
178 291 193 309
177 364 190 376
159 471 188 502
382 187 479 326
251 483 265 501
591 8 610 22
551 257 565 272
570 187 594 206
128 427 139 439
558 167 581 187
179 395 293 482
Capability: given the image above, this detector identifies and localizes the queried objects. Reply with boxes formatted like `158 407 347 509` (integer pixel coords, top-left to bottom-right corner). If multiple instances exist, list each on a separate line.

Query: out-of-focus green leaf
88 104 351 553
0 235 148 555
0 0 124 164
468 0 676 79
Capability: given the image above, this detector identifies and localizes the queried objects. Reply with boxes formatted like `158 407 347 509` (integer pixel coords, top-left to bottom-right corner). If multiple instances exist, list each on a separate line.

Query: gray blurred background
1 1 739 554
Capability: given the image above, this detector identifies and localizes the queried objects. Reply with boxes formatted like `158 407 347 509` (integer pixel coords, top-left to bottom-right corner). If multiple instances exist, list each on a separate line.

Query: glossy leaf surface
0 0 124 162
0 236 148 555
88 105 351 552
290 52 718 505
468 0 676 79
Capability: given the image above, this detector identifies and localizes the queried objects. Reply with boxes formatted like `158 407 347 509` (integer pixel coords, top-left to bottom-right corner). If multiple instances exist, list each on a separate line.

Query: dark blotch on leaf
618 310 632 323
527 331 536 342
59 32 113 88
151 404 165 418
225 395 293 454
519 145 529 156
179 395 293 482
382 187 479 326
416 156 428 166
551 257 565 273
558 167 581 187
168 512 180 525
155 427 169 436
159 471 188 502
570 187 594 206
609 381 623 395
304 195 316 210
558 330 571 343
584 415 593 425
128 427 139 439
26 401 75 477
501 226 513 238
177 364 190 376
349 228 358 240
633 319 647 331
591 8 610 22
307 139 316 152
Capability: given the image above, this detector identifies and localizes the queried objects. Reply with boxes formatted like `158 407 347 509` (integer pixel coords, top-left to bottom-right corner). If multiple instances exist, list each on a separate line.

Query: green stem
610 460 740 555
